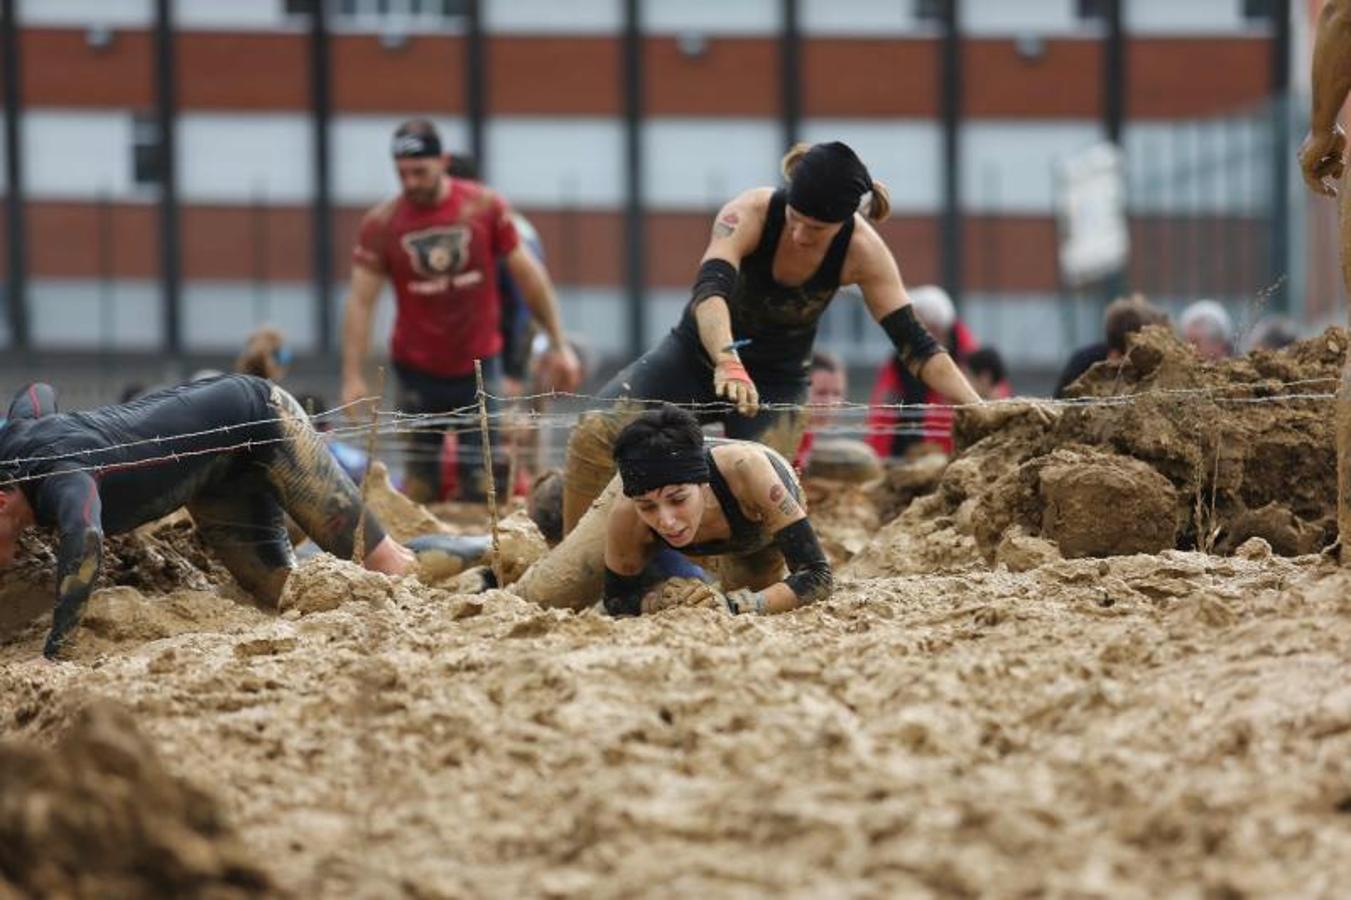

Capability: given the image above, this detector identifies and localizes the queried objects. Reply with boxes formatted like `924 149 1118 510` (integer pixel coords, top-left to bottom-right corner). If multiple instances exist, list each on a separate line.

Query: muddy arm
35 471 104 659
1301 0 1351 195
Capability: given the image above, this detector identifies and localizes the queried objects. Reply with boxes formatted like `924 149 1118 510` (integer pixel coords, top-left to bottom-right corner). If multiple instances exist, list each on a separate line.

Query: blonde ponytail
865 179 892 222
780 142 811 180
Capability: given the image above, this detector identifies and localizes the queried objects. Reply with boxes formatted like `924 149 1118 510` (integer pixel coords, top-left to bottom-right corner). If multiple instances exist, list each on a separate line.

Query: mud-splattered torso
675 189 853 382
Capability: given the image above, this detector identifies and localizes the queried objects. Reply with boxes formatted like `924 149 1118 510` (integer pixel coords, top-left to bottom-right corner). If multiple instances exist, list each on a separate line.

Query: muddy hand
641 578 721 614
723 588 767 615
538 344 584 394
714 355 760 417
1299 127 1346 197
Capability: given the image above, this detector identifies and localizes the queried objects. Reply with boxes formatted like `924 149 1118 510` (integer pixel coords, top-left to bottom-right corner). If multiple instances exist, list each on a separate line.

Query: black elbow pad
879 305 943 375
774 518 833 606
690 258 739 306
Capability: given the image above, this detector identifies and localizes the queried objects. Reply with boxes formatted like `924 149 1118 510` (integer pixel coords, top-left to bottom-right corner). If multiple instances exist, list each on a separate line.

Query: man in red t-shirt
341 119 581 502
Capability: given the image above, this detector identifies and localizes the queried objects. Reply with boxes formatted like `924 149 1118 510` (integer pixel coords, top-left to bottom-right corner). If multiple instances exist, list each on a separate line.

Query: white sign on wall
1055 142 1130 288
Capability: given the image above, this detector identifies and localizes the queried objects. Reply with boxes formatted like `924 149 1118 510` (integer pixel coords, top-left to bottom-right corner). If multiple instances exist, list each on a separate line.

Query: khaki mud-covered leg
561 402 643 536
514 475 624 610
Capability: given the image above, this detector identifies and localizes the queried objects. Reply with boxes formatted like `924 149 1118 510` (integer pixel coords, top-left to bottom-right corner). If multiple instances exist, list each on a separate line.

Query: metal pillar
309 0 333 351
780 0 801 150
622 0 646 356
153 0 182 354
2 0 28 349
466 0 486 171
939 0 963 305
1268 0 1292 312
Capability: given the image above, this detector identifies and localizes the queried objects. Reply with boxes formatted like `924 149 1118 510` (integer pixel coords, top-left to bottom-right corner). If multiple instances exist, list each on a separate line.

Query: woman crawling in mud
506 404 832 616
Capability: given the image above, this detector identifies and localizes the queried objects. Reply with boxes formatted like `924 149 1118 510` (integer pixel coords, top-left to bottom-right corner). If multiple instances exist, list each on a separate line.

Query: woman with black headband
562 140 981 534
504 404 830 616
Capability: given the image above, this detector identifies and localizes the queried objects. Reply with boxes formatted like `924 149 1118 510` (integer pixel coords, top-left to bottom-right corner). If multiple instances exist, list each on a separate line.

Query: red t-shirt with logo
353 178 521 378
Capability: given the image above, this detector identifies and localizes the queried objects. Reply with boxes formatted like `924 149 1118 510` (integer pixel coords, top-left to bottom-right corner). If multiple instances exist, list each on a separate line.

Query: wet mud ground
3 329 1351 898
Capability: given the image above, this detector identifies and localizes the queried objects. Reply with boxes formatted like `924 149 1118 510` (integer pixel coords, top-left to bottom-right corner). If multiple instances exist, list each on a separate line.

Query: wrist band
721 338 753 355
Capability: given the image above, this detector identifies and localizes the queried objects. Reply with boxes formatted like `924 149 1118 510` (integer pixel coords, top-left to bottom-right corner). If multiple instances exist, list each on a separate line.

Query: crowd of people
0 122 1331 661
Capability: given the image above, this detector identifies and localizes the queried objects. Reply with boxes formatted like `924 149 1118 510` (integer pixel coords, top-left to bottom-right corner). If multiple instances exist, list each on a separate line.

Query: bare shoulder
842 214 898 286
714 442 777 494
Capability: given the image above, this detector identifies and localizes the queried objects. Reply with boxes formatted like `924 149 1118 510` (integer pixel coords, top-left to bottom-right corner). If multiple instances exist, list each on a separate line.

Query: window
1077 0 1110 20
132 114 162 187
1242 0 1275 19
914 0 946 23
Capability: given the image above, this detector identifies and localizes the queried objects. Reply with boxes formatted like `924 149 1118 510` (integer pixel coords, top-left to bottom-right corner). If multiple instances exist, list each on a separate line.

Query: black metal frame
939 0 963 305
2 0 27 350
309 0 333 352
153 0 182 354
623 0 645 356
780 0 801 150
466 0 486 172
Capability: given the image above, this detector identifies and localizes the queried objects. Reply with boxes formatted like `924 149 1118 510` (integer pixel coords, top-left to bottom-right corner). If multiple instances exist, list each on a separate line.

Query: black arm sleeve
879 306 943 377
35 470 104 659
603 567 645 617
690 258 738 306
772 518 833 606
7 382 58 420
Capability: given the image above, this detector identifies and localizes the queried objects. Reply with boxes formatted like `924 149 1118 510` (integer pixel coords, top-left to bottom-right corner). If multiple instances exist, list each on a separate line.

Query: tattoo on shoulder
712 211 740 239
777 493 798 517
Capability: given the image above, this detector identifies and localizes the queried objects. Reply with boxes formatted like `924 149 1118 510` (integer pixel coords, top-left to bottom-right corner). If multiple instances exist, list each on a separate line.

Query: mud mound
803 478 881 565
360 461 451 542
975 446 1180 561
0 701 272 899
803 438 882 483
867 452 948 525
853 329 1344 575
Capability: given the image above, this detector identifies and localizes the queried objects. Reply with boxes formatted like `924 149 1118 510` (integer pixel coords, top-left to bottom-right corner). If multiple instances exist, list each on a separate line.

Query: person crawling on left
0 374 433 660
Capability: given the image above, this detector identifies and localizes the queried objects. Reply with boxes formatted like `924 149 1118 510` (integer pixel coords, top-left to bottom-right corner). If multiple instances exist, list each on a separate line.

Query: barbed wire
0 373 1342 489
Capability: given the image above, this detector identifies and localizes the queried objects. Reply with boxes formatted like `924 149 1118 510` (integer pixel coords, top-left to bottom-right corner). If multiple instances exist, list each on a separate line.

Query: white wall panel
484 0 620 34
1122 119 1267 215
961 292 1071 367
23 111 140 199
1126 0 1262 35
18 0 151 27
961 120 1101 213
643 119 780 211
801 0 935 36
961 0 1088 36
181 281 316 352
176 0 298 31
178 114 312 204
801 119 942 213
486 118 624 208
641 0 778 35
331 115 469 205
29 279 162 350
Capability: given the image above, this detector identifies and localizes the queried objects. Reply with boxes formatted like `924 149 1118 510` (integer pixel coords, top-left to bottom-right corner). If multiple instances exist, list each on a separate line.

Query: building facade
0 0 1310 379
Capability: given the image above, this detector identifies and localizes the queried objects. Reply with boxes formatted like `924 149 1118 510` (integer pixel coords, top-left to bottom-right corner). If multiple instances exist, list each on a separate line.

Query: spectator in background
340 119 581 503
1246 316 1301 353
794 351 847 469
235 325 292 383
967 346 1011 400
1179 299 1234 361
1054 293 1168 398
865 284 977 458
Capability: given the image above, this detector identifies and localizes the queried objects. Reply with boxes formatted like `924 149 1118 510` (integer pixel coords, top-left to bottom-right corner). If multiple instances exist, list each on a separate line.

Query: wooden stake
353 366 384 567
476 360 504 586
1339 166 1351 566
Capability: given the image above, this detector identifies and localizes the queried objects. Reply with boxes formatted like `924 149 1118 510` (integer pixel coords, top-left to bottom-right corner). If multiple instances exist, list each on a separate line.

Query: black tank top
673 188 854 381
657 445 801 558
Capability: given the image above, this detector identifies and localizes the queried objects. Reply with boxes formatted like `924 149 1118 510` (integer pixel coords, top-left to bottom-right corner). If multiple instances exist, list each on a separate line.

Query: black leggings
394 358 505 503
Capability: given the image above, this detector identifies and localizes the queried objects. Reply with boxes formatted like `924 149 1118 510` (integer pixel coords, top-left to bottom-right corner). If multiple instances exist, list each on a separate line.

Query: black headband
392 131 442 159
617 449 710 498
786 141 873 223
